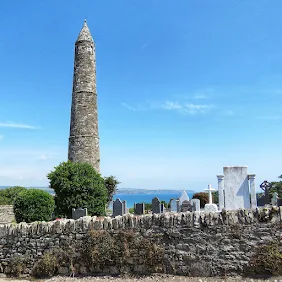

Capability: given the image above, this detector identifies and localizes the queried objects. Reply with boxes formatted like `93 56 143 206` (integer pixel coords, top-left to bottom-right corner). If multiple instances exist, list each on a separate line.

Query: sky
1 0 282 191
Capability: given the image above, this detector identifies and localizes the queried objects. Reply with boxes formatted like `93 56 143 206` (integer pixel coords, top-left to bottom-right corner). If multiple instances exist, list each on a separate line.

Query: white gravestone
224 166 250 210
204 184 218 212
179 190 189 205
190 199 200 211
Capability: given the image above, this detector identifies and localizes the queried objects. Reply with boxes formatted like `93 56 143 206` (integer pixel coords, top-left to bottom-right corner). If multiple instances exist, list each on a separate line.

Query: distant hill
0 186 194 196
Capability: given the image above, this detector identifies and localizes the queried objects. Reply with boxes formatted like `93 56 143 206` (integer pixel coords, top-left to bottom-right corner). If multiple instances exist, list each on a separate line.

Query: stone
113 199 124 217
134 203 145 215
257 180 271 207
190 199 200 211
68 20 100 172
152 197 161 214
181 200 192 212
71 208 87 220
271 192 278 206
161 203 165 213
204 204 218 212
122 200 127 215
170 199 180 213
179 190 190 205
220 166 252 210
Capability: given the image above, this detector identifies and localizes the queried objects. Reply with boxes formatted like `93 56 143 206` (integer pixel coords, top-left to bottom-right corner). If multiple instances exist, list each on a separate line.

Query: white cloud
121 102 137 111
162 101 213 115
38 155 57 161
0 122 39 129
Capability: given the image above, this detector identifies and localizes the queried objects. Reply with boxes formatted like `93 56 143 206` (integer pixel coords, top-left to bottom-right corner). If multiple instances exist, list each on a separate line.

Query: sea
113 191 194 208
0 186 194 209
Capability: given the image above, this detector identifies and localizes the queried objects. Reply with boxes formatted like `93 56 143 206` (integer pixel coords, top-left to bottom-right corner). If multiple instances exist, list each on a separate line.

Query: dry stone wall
0 207 281 277
0 206 15 224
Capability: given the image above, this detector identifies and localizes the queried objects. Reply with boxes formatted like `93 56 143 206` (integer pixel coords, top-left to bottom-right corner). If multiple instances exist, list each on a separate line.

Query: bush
5 256 27 277
82 230 164 274
13 189 55 223
47 161 108 218
32 252 58 278
245 241 282 276
104 175 120 206
0 186 27 205
193 192 209 208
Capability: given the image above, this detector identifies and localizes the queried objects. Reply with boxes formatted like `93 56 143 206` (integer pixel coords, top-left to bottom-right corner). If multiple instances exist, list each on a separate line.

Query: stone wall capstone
0 207 281 277
0 205 15 224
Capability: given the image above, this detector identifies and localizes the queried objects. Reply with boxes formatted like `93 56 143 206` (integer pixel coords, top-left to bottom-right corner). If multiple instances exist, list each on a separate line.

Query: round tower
68 20 100 172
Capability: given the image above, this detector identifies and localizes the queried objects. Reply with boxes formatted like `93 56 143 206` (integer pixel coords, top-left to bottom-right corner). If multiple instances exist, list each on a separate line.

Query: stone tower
68 20 100 172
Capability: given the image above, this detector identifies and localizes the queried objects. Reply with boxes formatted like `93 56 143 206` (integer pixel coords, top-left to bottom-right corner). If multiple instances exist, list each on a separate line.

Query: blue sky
1 0 282 191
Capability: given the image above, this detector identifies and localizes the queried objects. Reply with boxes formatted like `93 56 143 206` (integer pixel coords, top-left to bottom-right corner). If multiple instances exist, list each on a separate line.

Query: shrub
5 256 27 277
0 186 27 205
13 189 55 223
81 230 164 274
47 161 108 218
245 241 282 276
104 175 120 206
32 252 58 278
192 192 209 208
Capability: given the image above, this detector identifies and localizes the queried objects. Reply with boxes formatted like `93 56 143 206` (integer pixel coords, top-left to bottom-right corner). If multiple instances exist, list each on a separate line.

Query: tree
0 186 27 205
47 161 108 218
104 176 120 206
192 192 209 208
269 175 282 198
13 189 55 223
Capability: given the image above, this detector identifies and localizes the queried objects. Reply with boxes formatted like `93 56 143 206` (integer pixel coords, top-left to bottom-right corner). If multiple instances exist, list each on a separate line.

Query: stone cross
205 184 215 204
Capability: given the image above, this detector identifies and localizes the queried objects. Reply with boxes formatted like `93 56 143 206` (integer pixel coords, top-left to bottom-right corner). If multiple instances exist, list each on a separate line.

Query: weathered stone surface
0 207 281 277
0 206 15 224
68 20 100 172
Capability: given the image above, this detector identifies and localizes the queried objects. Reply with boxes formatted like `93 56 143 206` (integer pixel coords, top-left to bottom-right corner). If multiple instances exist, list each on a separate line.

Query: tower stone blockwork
68 20 100 173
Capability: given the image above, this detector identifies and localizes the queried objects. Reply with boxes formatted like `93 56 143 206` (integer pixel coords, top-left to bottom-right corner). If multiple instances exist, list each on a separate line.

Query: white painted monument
204 184 218 212
179 190 190 205
216 166 257 211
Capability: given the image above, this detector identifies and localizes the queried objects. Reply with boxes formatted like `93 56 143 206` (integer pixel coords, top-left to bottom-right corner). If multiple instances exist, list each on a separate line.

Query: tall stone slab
68 20 100 172
217 175 224 210
223 166 250 210
152 197 161 214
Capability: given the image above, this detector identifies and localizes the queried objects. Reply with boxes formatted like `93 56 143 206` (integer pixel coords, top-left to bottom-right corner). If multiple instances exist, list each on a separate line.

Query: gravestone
223 166 251 210
122 200 127 215
271 192 278 206
204 184 218 212
190 199 200 211
257 180 271 206
181 200 192 212
152 197 161 214
134 203 145 215
161 203 165 213
72 207 88 220
113 198 124 217
170 199 180 212
179 190 190 205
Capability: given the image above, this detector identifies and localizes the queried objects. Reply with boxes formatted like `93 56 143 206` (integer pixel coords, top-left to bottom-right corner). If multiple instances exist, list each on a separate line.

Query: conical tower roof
76 19 94 43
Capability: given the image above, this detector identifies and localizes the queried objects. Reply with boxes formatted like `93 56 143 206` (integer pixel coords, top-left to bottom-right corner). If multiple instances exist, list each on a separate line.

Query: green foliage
245 241 282 276
144 202 152 211
47 161 108 218
212 191 219 204
82 230 164 273
5 256 27 277
270 175 282 198
129 207 134 214
32 252 58 278
0 186 27 205
104 175 120 205
193 192 209 208
13 189 55 223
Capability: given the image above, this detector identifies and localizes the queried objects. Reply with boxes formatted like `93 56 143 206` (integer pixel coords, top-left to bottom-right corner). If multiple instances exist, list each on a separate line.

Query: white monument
204 184 218 212
216 166 257 211
179 190 189 205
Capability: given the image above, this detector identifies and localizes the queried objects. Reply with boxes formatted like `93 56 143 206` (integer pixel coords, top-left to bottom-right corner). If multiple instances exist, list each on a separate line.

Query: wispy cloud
141 43 149 49
0 135 3 141
0 122 39 129
121 101 213 115
256 116 282 120
38 155 57 161
161 101 213 115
